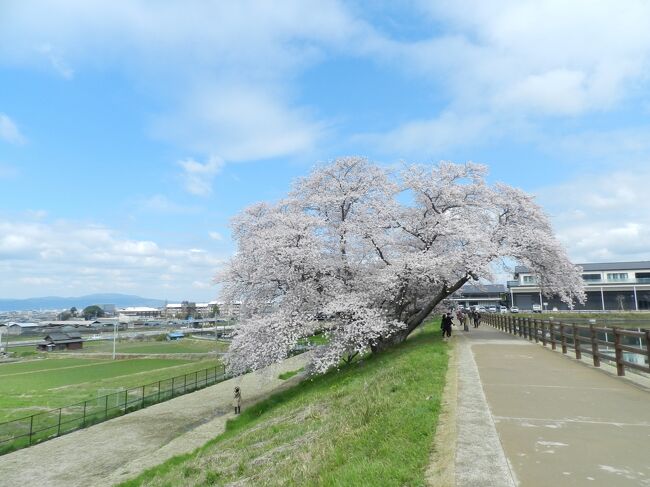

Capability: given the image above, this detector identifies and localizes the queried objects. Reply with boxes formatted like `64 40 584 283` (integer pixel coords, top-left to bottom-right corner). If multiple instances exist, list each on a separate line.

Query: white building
508 261 650 311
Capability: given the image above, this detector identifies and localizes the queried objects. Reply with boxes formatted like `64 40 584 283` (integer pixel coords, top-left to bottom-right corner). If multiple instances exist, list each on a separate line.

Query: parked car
477 306 486 312
487 305 497 313
499 306 508 313
532 304 542 313
510 306 519 313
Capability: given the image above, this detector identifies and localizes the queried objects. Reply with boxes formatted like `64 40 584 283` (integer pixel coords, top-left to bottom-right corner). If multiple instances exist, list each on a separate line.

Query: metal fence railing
0 363 227 456
485 314 650 376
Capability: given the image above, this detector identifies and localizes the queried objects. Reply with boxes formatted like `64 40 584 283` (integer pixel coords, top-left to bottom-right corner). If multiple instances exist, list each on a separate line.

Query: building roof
41 320 98 326
119 307 160 312
457 284 506 294
44 332 83 343
7 322 40 328
515 261 650 274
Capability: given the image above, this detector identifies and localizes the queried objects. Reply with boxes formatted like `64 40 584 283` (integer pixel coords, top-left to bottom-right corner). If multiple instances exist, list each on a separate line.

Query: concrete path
0 353 310 487
454 325 650 486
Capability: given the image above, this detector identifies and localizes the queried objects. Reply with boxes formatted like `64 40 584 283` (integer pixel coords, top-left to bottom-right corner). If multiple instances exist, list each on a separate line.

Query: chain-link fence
0 364 226 456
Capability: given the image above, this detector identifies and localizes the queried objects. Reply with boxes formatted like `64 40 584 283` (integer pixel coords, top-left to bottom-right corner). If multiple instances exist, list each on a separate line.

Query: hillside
121 321 448 487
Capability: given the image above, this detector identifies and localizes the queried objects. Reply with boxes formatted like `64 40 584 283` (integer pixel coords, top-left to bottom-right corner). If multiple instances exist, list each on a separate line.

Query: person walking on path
462 311 470 332
441 312 453 340
233 386 242 415
473 310 481 328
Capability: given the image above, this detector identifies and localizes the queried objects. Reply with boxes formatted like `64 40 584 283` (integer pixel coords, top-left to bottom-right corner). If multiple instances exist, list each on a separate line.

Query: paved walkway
0 353 310 487
454 325 650 486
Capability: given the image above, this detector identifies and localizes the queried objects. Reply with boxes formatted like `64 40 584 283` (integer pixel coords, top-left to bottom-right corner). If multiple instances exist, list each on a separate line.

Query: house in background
37 332 84 351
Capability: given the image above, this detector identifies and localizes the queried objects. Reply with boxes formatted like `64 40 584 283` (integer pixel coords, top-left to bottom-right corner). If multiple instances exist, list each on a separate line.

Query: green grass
0 357 221 423
120 320 448 487
65 338 227 355
278 368 304 380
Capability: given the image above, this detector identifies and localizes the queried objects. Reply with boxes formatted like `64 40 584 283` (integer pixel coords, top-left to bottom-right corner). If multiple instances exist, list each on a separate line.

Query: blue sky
2 1 650 300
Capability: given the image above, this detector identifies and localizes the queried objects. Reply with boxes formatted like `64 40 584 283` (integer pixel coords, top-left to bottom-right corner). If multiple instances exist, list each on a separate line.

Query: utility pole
112 320 117 360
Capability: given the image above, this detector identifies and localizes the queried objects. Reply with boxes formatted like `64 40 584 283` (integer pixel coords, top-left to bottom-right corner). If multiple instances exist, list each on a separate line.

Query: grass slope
122 320 448 487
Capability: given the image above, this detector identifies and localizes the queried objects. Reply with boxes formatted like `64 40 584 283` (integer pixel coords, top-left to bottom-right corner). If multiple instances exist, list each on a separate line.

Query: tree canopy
82 305 105 319
218 157 584 375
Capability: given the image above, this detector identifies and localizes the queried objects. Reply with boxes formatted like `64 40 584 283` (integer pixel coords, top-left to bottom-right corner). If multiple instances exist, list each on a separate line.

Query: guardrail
484 314 650 376
0 364 226 456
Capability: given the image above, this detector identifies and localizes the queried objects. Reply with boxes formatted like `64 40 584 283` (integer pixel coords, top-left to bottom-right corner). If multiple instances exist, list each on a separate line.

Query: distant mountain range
0 293 170 312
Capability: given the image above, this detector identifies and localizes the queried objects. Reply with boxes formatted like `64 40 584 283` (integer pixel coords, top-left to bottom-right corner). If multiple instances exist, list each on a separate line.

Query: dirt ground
0 353 310 487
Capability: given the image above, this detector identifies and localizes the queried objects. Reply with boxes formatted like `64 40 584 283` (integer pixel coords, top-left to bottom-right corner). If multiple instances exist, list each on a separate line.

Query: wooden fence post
573 324 581 359
613 327 625 376
590 324 600 367
560 323 567 354
534 319 539 343
550 322 556 350
646 330 650 370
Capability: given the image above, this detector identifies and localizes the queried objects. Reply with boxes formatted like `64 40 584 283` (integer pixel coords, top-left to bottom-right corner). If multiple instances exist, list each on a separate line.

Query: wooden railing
484 314 650 377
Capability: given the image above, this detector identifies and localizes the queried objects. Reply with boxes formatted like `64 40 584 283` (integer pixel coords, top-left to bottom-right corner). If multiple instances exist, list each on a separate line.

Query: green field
4 337 228 358
122 320 448 487
69 338 227 355
0 356 221 423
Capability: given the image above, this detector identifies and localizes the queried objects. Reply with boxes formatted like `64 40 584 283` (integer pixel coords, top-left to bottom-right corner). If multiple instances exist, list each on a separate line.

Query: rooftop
515 261 650 274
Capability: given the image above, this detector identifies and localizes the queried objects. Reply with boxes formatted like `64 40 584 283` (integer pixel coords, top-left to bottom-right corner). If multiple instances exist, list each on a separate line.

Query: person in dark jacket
441 312 453 339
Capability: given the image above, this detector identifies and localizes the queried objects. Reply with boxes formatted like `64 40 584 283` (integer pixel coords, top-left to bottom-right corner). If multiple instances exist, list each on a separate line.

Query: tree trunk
371 275 471 353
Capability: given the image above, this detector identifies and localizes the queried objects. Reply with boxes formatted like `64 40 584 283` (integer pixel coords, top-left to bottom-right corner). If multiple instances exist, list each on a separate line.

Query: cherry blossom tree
218 157 585 375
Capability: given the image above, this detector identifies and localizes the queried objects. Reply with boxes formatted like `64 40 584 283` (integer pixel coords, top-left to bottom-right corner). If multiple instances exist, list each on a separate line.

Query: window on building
636 272 650 279
607 273 629 281
522 275 537 284
582 274 601 281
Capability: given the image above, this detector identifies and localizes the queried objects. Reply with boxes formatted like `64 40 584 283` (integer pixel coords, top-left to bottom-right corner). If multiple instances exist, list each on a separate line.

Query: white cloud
208 231 224 241
154 85 326 162
0 217 225 299
0 1 364 163
139 194 199 214
177 156 223 196
410 0 650 116
350 1 650 154
37 44 74 79
538 167 650 263
0 114 26 144
354 111 491 158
